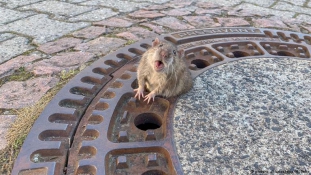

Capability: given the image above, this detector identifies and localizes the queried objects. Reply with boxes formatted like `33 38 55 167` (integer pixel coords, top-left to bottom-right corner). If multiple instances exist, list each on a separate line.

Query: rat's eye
173 50 176 55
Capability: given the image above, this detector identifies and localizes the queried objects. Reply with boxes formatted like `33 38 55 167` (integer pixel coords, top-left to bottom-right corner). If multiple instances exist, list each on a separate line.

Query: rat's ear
152 38 160 47
178 49 185 58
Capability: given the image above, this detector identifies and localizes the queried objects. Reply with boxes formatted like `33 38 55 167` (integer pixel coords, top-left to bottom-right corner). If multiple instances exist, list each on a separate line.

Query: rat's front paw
144 91 156 104
134 87 144 100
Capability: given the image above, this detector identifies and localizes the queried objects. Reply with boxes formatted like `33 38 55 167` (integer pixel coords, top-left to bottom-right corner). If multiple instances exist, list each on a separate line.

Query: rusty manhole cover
12 28 311 175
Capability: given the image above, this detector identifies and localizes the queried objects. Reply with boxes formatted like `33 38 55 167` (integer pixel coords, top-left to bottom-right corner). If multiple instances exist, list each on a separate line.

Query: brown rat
134 38 193 103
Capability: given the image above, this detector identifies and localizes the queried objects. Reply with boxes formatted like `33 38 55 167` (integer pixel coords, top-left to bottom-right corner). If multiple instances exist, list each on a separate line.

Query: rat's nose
161 51 167 58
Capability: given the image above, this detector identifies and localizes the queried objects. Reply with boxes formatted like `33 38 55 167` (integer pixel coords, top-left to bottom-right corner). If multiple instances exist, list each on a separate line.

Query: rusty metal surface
12 28 311 175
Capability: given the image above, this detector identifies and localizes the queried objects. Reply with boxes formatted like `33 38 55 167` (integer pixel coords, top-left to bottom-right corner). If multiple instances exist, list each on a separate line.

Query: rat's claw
134 88 144 100
144 92 155 104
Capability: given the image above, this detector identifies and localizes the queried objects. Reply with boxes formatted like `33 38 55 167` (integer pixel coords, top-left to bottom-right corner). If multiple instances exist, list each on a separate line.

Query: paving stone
181 6 198 12
183 16 221 28
166 0 193 8
140 23 165 34
301 25 311 33
0 14 88 44
116 32 140 41
117 27 158 41
228 8 271 17
161 8 192 16
67 0 88 3
153 16 195 31
81 0 150 12
253 18 289 29
0 0 42 8
27 52 94 76
197 0 242 6
273 1 311 15
131 0 169 3
94 17 134 27
74 37 126 56
233 3 295 19
243 0 276 7
0 55 40 78
0 7 33 25
0 77 59 109
282 0 306 6
143 4 169 10
0 115 17 150
195 8 222 15
72 26 107 39
20 1 93 17
69 8 119 22
216 17 250 27
0 33 15 42
0 37 34 64
38 37 82 55
296 14 311 24
196 2 222 9
281 18 303 32
129 10 165 18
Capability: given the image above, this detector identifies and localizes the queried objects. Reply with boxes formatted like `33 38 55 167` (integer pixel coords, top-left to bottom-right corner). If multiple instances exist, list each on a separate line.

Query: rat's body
134 38 193 103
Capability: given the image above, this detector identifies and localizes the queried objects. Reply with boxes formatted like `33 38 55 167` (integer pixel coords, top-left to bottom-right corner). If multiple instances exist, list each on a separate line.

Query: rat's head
151 38 184 73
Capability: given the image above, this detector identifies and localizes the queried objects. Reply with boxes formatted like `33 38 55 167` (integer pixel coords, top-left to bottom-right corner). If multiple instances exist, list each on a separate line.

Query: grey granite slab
20 1 93 17
0 37 34 63
0 14 88 44
174 58 311 174
0 7 34 25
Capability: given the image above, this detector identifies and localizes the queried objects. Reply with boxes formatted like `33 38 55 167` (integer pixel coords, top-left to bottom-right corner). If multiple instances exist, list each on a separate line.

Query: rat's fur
134 38 193 103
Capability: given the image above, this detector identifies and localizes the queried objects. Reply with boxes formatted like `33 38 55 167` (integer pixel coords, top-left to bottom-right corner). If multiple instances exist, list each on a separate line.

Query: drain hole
82 129 99 140
137 123 160 130
18 168 47 175
264 30 273 38
95 102 109 110
142 170 167 175
120 73 131 80
232 51 250 58
304 36 311 45
31 149 62 163
134 113 162 131
78 146 96 159
277 51 295 56
129 66 137 72
128 48 144 55
104 60 119 67
88 114 103 124
164 36 177 44
140 43 151 49
49 113 76 123
102 91 115 99
131 79 138 89
111 81 123 88
59 99 85 108
39 130 69 141
116 53 133 60
77 165 96 175
290 33 300 43
277 32 288 41
70 87 93 96
191 59 209 69
92 67 113 75
81 76 101 85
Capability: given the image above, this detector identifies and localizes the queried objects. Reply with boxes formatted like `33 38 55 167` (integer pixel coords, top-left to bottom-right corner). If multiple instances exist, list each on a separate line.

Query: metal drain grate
12 28 311 175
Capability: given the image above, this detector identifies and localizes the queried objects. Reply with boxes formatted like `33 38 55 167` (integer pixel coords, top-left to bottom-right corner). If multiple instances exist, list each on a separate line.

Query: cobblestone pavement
0 0 311 172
